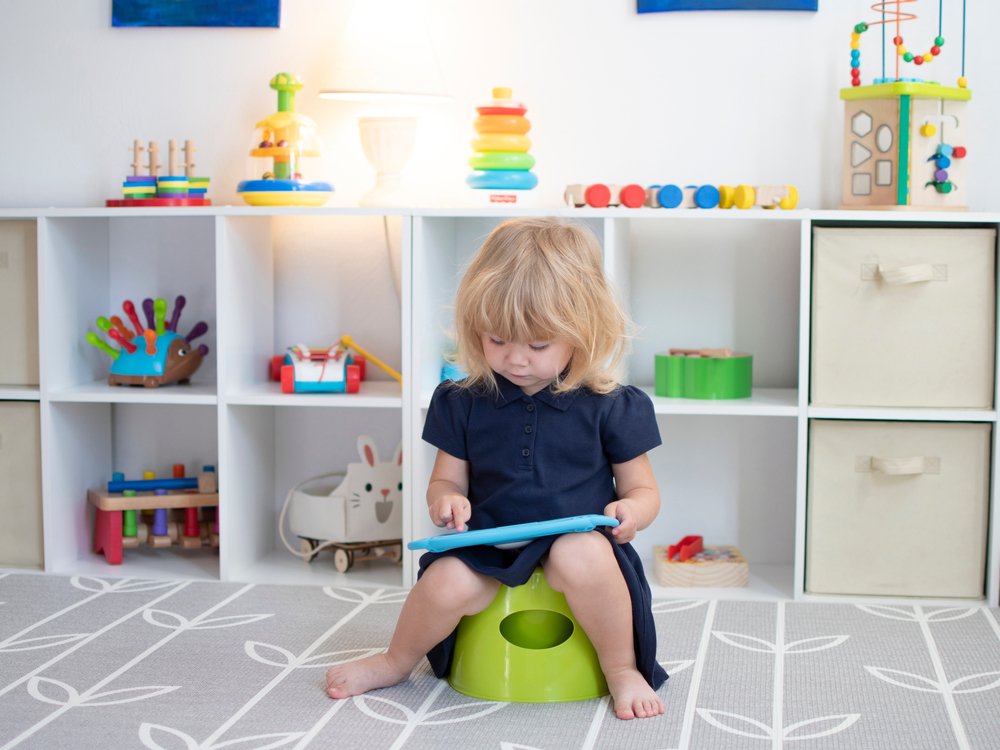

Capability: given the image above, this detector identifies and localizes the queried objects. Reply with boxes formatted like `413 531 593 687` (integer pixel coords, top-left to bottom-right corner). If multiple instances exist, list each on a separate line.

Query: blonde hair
453 217 630 395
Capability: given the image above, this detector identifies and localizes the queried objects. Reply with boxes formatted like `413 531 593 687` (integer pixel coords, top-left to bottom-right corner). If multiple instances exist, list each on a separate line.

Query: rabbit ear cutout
356 435 378 467
393 442 403 466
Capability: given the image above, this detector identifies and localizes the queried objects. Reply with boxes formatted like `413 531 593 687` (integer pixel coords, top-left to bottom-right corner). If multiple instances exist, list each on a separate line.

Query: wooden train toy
564 182 798 210
89 465 219 564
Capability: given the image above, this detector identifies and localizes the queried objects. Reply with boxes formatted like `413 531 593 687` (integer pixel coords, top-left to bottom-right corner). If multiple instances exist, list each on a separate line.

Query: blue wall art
113 1 281 28
638 0 817 12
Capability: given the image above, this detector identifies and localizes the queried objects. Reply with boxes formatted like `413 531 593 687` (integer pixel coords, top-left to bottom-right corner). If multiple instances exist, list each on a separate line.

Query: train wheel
779 185 799 210
734 185 756 209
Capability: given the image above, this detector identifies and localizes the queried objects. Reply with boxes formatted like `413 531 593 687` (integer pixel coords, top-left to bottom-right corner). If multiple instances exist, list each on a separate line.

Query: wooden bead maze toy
842 1 971 209
89 465 219 565
107 139 211 207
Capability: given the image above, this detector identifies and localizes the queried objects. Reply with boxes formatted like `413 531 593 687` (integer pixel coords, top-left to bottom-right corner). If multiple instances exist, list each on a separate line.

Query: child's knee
422 557 498 609
545 532 616 588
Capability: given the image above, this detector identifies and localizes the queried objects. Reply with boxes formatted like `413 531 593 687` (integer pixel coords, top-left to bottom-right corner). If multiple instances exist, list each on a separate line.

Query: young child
326 217 667 720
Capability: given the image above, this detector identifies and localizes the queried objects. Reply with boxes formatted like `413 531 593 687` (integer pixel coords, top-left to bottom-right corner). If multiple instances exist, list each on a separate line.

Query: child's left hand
604 499 638 544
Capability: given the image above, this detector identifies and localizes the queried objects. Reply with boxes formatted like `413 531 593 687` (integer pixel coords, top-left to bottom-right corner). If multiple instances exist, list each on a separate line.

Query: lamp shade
318 0 448 107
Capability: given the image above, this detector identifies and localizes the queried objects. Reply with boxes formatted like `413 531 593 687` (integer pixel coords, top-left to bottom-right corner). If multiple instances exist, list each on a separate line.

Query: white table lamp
319 1 449 206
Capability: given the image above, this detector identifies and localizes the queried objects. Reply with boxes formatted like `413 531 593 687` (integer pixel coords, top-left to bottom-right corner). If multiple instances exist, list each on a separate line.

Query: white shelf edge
643 387 799 417
5 206 1000 222
46 380 218 405
418 386 800 417
45 546 221 582
223 380 403 409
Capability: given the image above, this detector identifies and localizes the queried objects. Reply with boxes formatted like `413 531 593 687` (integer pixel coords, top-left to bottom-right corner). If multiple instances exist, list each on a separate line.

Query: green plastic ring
468 151 536 171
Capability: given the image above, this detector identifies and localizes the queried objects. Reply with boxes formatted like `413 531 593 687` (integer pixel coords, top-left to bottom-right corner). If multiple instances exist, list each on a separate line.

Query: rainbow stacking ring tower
466 87 538 197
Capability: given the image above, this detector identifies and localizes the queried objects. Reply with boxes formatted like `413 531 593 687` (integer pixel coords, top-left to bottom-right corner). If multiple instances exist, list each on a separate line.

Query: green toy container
448 568 607 702
655 352 753 399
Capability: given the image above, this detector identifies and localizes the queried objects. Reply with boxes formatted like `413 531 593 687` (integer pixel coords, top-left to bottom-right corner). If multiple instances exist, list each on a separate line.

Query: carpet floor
1 572 998 749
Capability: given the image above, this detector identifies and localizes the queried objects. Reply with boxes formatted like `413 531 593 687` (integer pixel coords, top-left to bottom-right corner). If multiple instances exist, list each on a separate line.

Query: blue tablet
407 514 619 553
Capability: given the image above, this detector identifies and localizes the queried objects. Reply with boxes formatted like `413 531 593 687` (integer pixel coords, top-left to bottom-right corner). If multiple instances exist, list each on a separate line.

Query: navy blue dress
420 374 668 690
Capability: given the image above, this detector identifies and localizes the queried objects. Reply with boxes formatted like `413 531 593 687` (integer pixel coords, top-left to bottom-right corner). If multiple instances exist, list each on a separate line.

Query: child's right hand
429 494 471 532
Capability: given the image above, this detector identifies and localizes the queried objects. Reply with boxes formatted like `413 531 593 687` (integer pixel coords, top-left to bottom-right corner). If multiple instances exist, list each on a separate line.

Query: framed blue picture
639 0 817 11
112 1 281 28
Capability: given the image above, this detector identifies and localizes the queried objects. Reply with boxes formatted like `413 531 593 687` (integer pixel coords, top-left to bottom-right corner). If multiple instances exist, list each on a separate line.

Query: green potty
448 568 607 702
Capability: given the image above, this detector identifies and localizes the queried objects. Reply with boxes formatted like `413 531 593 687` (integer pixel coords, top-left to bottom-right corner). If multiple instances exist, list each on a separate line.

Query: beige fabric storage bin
0 402 44 568
806 420 989 598
0 221 39 385
811 227 996 408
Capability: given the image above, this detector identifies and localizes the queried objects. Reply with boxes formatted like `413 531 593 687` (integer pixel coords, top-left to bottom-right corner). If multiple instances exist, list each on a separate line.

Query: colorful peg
123 299 144 337
86 332 120 360
185 321 208 343
184 508 200 538
108 328 138 354
109 315 134 340
154 297 167 335
123 509 138 537
142 298 156 330
144 329 158 355
168 295 186 332
96 316 112 333
152 505 168 536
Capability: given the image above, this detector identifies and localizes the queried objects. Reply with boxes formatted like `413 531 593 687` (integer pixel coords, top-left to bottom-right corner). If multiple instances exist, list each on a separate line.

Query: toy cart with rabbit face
280 435 403 572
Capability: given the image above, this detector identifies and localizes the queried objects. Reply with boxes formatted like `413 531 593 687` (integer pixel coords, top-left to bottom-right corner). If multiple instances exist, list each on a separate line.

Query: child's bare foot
326 652 410 699
605 668 665 720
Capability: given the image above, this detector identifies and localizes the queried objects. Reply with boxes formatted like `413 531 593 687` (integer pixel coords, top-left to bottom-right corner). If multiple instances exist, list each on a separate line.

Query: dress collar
493 374 580 412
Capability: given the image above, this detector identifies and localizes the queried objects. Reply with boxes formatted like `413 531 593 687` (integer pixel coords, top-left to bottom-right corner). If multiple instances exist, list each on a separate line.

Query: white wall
0 1 996 211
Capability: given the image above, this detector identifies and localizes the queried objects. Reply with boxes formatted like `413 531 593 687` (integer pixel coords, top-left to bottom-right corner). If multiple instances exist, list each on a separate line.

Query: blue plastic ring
466 170 538 190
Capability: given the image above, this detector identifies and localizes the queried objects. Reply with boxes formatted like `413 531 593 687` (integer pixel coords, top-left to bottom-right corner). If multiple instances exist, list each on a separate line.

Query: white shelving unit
1 206 998 606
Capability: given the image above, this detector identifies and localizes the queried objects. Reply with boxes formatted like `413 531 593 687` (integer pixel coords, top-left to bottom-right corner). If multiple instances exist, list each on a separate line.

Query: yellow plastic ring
474 114 531 135
471 133 532 153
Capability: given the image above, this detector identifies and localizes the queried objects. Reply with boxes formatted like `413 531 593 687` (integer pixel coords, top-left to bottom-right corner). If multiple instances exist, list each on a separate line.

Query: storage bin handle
877 263 939 285
870 456 931 475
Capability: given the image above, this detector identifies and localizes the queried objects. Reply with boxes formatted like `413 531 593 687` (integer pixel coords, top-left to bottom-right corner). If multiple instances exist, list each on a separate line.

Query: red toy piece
667 534 704 561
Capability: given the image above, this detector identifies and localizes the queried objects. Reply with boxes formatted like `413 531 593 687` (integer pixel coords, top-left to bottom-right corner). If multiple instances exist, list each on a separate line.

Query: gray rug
1 572 998 749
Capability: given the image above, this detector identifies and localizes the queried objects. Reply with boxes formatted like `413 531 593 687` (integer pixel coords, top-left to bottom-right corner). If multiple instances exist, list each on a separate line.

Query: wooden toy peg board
653 544 748 587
